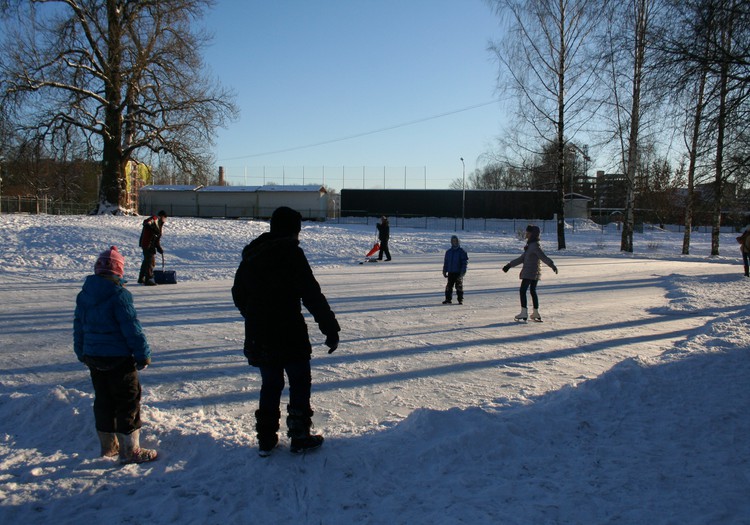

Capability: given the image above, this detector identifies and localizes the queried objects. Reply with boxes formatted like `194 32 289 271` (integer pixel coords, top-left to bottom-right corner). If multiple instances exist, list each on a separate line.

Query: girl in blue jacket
442 235 468 304
74 246 157 464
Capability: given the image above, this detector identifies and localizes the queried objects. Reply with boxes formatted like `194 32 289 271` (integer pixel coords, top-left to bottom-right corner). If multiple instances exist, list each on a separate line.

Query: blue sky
203 0 509 190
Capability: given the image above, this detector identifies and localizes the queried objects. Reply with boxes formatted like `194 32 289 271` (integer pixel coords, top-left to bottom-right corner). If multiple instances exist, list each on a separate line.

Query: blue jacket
73 275 151 362
443 246 468 275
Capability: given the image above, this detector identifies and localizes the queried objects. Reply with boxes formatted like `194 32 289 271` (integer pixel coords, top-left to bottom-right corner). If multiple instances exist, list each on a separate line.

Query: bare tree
488 0 605 249
449 164 527 190
0 0 237 214
654 0 750 253
599 0 658 252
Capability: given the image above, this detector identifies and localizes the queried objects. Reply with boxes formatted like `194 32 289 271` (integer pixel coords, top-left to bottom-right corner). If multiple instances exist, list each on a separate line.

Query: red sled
365 242 380 257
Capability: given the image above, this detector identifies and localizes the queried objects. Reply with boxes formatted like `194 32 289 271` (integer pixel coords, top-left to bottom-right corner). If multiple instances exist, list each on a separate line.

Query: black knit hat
270 206 302 236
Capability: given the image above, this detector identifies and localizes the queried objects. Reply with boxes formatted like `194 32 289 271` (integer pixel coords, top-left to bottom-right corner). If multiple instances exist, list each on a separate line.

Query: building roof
140 184 325 193
140 185 202 192
564 192 593 201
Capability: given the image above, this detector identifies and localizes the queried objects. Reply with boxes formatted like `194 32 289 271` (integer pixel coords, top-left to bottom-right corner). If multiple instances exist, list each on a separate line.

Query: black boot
286 406 324 454
255 409 280 457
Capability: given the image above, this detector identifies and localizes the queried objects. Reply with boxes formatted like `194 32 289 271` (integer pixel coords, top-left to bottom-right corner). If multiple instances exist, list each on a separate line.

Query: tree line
464 0 750 254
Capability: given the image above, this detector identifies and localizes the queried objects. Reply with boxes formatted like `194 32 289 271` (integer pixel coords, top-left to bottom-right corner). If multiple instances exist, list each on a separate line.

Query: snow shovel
365 241 380 258
153 253 177 284
359 240 381 264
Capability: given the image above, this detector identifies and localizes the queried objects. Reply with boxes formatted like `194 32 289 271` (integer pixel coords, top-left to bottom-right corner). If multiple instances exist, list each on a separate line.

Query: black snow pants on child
86 357 142 434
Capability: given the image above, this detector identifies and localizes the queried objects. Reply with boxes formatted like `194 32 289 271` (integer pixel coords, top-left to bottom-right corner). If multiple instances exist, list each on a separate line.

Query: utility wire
219 99 500 161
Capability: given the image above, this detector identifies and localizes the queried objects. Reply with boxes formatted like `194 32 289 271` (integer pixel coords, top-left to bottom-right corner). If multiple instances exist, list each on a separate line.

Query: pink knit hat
94 246 125 277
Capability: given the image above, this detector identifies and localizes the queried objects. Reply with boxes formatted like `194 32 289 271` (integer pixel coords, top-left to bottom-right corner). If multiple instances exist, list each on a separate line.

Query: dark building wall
341 189 557 219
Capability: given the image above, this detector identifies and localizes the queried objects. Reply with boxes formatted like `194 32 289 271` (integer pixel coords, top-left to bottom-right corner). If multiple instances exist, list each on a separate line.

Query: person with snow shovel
138 210 167 286
232 206 341 457
376 215 392 261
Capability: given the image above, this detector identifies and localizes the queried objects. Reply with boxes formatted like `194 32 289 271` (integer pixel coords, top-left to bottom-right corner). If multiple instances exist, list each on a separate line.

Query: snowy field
1 214 749 524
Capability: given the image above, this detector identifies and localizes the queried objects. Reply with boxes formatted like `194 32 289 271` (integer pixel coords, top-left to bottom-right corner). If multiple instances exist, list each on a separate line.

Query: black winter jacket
232 232 340 367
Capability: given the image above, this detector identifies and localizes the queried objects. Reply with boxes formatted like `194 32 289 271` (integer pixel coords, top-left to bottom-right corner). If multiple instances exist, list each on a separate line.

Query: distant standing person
138 210 167 285
736 226 750 277
442 235 468 304
73 246 158 464
502 224 558 322
377 216 392 261
232 206 341 457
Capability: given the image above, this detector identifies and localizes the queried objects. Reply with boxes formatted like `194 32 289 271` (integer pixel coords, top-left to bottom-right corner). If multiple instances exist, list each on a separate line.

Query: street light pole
460 157 465 230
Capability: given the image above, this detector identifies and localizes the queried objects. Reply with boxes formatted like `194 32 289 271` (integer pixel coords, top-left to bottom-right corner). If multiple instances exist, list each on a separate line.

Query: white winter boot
97 430 119 458
530 309 542 322
117 429 158 464
514 307 528 321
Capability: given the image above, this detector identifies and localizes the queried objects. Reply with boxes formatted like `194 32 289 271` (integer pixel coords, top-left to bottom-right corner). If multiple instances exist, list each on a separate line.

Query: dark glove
443 271 447 278
552 265 558 274
156 246 164 255
502 264 510 273
325 333 339 354
136 358 151 370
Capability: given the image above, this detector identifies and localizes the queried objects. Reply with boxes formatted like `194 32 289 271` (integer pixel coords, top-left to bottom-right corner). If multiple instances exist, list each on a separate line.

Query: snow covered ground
1 214 748 524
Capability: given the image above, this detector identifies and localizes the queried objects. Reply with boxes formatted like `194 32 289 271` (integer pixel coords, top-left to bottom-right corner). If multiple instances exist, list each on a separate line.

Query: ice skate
530 309 543 322
514 307 528 322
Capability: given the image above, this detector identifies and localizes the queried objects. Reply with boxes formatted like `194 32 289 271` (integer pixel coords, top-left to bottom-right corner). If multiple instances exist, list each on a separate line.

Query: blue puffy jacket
443 246 468 275
73 275 150 363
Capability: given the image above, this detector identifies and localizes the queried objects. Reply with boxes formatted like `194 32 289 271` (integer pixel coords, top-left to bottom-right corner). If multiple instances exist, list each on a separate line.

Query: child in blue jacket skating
442 235 468 304
74 246 157 464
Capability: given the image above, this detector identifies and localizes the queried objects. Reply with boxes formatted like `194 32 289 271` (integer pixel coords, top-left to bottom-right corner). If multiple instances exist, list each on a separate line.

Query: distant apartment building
595 170 627 210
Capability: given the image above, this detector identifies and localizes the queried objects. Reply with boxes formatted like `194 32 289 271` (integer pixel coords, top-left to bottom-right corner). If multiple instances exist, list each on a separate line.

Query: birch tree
488 0 605 249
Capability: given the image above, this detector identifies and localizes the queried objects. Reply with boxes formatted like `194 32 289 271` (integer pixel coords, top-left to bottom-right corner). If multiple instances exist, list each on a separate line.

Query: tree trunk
95 0 126 214
710 0 734 256
682 68 707 255
620 0 648 253
556 0 567 251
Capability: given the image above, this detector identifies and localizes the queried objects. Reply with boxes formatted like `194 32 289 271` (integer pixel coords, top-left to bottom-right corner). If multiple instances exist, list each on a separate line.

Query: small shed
197 185 261 218
563 193 592 219
256 184 328 219
138 185 201 217
138 184 329 219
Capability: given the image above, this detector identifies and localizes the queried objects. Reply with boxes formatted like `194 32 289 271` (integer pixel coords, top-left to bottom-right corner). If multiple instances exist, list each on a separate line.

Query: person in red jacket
138 210 167 285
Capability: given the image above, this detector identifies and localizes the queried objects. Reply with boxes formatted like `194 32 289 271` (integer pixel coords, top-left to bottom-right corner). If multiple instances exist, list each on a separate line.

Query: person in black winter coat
232 206 340 456
138 210 167 285
376 216 392 261
736 226 750 277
